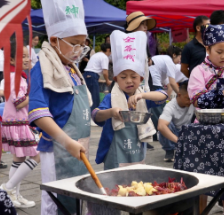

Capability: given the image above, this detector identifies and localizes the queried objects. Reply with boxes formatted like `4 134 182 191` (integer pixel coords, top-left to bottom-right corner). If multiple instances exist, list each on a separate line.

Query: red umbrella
0 0 32 100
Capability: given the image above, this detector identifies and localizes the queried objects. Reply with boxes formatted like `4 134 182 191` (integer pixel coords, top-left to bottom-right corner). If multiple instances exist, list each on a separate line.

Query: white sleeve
163 77 169 85
27 46 38 67
165 58 176 79
31 48 38 67
101 55 109 70
0 79 4 90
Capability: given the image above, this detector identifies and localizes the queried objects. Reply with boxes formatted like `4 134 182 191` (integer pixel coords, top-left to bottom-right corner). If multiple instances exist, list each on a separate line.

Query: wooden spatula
80 152 107 195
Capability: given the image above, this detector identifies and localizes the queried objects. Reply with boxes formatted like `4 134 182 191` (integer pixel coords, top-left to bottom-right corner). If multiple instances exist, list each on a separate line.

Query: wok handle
80 152 105 191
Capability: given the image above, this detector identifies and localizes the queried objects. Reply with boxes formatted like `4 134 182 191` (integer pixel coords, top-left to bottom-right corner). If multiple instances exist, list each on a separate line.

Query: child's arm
158 119 178 143
16 96 29 109
94 107 123 122
128 91 167 109
34 117 85 160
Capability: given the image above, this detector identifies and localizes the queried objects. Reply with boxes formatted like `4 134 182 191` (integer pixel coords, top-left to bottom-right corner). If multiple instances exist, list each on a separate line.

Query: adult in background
125 11 156 92
27 33 39 68
149 46 182 141
105 35 114 81
181 16 210 78
105 35 110 44
83 43 111 113
210 10 224 25
79 37 95 74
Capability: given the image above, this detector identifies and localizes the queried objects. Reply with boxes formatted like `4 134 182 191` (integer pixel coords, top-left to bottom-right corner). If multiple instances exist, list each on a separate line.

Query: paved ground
0 126 223 215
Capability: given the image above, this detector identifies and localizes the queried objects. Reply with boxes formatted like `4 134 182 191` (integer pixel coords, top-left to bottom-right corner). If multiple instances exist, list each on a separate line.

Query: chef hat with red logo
41 0 87 41
110 30 147 77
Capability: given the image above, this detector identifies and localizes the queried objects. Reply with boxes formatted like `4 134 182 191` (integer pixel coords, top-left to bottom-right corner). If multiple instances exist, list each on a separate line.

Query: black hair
167 45 182 58
193 16 209 32
10 41 27 59
210 10 224 25
0 0 9 8
179 80 188 93
32 32 39 39
101 43 111 52
105 35 110 43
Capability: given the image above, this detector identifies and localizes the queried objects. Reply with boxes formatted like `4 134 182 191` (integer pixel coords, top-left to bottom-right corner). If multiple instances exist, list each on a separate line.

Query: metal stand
47 192 71 215
46 189 224 215
201 188 224 215
47 192 81 215
193 196 200 215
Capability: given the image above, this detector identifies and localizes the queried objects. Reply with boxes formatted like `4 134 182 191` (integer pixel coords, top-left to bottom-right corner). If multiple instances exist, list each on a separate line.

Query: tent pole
169 29 172 45
93 34 96 50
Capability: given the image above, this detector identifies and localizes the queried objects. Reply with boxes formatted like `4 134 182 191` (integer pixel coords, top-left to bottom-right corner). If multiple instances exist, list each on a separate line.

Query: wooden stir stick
80 152 107 195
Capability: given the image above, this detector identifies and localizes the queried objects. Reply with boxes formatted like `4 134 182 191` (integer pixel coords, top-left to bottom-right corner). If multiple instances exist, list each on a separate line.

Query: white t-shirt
160 98 195 130
149 55 177 86
27 45 38 67
84 52 109 75
0 50 4 72
175 64 188 83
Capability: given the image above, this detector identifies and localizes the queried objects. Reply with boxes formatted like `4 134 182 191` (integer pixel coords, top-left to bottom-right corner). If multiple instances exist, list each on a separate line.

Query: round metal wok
76 169 199 195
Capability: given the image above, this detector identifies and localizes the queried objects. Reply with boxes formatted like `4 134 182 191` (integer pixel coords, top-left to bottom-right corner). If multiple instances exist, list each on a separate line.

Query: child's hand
65 139 86 160
128 94 143 109
111 107 123 121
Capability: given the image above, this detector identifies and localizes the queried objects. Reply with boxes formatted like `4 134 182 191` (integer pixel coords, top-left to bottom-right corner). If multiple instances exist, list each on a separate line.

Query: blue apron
104 122 146 170
53 85 91 215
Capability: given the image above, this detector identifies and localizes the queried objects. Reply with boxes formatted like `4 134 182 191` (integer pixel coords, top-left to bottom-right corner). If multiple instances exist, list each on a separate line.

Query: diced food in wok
105 178 187 197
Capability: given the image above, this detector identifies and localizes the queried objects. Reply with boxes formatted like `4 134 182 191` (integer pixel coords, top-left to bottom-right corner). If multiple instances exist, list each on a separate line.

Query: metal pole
169 29 172 45
93 34 96 50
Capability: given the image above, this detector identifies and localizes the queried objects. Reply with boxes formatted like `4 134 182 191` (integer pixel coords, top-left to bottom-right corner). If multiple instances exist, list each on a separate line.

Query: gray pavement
0 126 223 215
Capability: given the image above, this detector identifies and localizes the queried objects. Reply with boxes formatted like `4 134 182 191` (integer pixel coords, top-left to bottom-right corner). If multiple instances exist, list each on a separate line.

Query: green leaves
105 0 126 10
31 0 41 9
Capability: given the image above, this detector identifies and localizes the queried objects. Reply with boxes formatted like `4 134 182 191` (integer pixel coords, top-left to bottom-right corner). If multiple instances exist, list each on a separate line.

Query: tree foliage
104 0 126 10
31 0 41 9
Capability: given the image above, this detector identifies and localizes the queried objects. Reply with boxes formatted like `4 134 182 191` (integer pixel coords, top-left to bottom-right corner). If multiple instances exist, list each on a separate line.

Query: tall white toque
41 0 87 41
110 30 147 77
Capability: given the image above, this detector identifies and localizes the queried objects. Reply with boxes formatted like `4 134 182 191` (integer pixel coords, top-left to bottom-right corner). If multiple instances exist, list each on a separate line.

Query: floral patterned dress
0 189 17 215
2 73 38 157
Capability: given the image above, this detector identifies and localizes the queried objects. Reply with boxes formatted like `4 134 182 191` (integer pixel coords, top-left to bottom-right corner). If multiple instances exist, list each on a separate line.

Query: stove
40 164 224 215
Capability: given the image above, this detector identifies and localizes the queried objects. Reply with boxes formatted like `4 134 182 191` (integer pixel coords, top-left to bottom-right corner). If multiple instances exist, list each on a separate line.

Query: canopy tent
23 0 126 34
126 0 222 30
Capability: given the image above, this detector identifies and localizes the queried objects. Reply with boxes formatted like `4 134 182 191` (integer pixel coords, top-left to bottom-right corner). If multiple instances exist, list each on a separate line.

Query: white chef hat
110 30 147 77
41 0 87 41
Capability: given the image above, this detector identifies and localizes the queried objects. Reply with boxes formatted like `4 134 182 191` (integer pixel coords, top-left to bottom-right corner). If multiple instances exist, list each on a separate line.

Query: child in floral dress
0 42 40 208
188 24 224 212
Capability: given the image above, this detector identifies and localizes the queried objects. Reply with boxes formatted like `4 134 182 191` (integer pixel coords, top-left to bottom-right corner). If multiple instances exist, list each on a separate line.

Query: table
174 123 224 198
40 164 224 215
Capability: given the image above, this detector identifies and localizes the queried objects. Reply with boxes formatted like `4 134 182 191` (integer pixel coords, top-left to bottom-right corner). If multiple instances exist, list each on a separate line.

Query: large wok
40 165 224 215
76 169 198 195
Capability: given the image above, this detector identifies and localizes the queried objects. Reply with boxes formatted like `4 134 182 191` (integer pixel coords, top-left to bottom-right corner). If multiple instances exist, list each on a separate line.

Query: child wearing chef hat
92 30 167 171
28 0 92 214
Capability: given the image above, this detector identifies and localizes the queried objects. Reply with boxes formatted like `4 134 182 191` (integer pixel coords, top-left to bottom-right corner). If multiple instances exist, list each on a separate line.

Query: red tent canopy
126 0 221 30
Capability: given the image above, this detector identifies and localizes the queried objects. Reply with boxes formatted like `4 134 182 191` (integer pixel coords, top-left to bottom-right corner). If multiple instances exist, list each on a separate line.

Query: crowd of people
1 0 224 214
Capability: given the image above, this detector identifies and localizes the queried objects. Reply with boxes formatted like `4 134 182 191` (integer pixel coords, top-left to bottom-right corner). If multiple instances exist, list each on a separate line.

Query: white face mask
56 38 90 63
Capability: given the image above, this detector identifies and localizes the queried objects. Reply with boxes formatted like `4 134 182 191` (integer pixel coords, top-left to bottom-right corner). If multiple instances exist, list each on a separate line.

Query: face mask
56 38 90 63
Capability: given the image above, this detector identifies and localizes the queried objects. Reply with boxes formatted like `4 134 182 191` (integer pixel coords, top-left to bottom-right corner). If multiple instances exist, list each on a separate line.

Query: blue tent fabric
23 0 126 34
84 0 126 24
